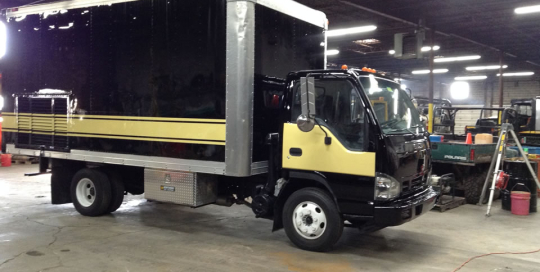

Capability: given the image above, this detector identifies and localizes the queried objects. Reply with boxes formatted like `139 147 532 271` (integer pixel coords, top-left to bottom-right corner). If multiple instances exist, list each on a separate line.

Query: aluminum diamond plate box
144 169 218 207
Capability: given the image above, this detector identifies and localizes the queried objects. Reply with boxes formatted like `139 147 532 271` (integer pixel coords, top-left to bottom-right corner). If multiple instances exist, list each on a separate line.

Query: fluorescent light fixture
326 49 340 56
389 50 395 55
421 46 440 52
434 55 481 63
497 72 535 77
49 25 55 29
326 25 377 37
59 22 74 30
412 69 449 74
515 5 540 14
455 76 487 80
15 15 26 22
450 81 470 100
466 65 508 71
0 22 6 59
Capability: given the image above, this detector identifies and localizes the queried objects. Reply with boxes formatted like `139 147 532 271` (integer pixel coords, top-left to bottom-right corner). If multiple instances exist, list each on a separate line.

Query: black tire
282 188 343 252
71 168 112 217
463 170 489 204
107 172 125 213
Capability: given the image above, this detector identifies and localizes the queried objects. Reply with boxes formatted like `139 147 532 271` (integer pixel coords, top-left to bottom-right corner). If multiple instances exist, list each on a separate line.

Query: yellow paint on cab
282 123 375 177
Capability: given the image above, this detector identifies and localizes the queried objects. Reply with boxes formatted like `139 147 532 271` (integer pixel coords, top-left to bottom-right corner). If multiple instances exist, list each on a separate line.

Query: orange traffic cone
465 133 473 144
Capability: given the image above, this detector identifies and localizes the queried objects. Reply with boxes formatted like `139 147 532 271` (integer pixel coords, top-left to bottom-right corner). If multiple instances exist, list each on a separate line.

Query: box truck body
0 0 437 252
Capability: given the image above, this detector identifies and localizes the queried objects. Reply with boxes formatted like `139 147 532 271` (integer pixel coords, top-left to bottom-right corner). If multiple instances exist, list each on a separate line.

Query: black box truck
0 0 437 251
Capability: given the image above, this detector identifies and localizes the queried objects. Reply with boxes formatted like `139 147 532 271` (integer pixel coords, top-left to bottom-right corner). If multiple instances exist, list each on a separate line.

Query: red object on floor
511 191 531 216
465 133 473 144
1 154 12 167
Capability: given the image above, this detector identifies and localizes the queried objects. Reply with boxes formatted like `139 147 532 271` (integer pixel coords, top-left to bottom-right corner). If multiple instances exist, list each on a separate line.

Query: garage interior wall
407 78 540 134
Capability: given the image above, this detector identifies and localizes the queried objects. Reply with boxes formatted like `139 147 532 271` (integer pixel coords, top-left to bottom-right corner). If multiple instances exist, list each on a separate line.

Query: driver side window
292 79 365 151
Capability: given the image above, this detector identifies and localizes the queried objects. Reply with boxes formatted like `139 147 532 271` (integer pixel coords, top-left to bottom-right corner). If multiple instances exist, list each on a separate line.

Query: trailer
0 0 437 252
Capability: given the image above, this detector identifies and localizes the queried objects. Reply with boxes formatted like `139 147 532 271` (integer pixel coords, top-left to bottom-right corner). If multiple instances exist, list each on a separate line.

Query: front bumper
373 187 438 227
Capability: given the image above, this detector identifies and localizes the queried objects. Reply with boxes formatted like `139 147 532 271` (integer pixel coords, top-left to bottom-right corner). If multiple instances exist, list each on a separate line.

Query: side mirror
297 77 316 132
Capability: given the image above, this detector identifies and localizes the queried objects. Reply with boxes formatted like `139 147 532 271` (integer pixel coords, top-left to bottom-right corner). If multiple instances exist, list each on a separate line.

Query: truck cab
266 69 437 250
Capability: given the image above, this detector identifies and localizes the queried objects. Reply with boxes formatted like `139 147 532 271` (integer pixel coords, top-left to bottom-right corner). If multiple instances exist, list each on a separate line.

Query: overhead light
455 76 487 80
389 50 395 55
434 55 481 63
326 25 377 37
450 81 470 100
320 42 325 46
353 39 381 45
412 69 449 74
59 22 74 30
326 49 340 56
497 72 535 77
421 46 440 52
515 5 540 14
15 15 26 22
0 22 6 59
466 65 508 71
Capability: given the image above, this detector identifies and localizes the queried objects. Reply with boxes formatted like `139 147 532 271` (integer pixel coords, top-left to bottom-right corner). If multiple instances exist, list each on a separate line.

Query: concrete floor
0 165 539 272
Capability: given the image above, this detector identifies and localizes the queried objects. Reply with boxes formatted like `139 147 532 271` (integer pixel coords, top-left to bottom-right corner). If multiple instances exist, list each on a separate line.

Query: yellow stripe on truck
282 123 376 177
2 113 226 145
68 117 225 142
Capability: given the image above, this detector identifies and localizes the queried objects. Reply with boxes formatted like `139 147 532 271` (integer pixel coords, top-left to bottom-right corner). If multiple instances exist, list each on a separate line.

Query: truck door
283 76 376 177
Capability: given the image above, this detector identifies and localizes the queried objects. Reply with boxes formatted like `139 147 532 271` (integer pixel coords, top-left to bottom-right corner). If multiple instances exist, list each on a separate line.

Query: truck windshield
359 75 423 134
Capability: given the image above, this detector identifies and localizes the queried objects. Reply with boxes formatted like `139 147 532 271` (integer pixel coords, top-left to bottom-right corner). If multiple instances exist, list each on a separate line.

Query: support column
428 29 435 134
498 51 504 107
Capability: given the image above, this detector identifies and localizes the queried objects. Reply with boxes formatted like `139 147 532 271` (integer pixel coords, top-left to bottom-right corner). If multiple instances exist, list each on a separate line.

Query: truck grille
402 176 424 194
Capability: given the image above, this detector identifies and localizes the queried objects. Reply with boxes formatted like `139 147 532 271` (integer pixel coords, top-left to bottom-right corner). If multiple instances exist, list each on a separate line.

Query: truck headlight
375 173 401 201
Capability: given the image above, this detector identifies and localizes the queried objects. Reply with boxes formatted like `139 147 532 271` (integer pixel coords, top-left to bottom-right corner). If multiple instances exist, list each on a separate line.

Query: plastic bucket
510 183 531 216
1 154 12 167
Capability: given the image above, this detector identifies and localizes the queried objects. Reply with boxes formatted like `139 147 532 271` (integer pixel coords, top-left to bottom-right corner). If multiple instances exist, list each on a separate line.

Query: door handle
289 148 302 157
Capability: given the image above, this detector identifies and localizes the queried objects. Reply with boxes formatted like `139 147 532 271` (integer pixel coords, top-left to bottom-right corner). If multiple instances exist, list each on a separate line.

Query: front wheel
282 188 343 252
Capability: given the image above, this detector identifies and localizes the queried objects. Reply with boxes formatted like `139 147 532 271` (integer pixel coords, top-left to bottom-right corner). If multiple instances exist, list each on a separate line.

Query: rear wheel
71 169 112 216
107 172 125 213
283 188 343 252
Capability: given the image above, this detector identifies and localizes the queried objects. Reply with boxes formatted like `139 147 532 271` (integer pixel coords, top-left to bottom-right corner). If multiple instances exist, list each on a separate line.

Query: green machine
431 107 519 204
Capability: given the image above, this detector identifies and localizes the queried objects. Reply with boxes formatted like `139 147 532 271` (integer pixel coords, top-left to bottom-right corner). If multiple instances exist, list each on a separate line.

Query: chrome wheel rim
76 178 96 207
292 201 327 240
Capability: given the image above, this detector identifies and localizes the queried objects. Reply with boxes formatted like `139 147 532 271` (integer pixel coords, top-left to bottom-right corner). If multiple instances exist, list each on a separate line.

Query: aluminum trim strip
6 0 139 18
5 144 226 175
251 161 269 175
227 0 327 29
225 1 255 177
535 97 540 131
